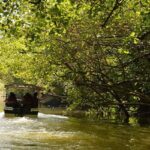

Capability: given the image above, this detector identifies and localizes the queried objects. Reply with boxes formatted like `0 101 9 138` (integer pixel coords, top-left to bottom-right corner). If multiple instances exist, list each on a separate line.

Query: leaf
130 32 135 37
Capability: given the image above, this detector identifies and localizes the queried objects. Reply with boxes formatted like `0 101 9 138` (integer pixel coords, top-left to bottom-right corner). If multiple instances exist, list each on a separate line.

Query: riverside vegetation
0 0 150 124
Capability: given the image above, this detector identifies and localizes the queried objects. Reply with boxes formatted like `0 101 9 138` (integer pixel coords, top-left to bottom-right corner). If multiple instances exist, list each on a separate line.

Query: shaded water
0 111 150 150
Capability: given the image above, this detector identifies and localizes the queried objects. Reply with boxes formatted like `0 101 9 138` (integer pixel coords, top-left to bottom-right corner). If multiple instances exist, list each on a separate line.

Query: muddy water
0 92 150 150
0 111 149 150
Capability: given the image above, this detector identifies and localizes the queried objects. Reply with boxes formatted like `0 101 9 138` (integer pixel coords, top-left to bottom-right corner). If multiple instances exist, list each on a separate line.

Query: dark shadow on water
23 144 37 146
138 117 150 127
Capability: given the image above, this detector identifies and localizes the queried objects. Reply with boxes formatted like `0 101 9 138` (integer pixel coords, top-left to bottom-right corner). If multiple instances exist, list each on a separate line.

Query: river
0 91 150 150
0 109 149 150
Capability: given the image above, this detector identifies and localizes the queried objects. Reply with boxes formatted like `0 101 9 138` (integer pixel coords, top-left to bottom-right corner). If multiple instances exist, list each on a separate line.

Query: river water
0 110 149 150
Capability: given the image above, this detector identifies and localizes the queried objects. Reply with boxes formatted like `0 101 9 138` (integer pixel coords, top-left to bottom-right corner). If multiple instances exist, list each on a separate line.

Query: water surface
0 111 149 150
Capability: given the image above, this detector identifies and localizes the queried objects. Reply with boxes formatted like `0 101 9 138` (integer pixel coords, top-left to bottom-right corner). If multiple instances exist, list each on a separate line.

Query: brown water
0 92 150 150
0 110 149 150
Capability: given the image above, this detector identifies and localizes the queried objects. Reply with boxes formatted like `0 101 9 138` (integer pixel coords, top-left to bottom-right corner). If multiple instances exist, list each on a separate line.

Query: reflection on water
0 111 149 150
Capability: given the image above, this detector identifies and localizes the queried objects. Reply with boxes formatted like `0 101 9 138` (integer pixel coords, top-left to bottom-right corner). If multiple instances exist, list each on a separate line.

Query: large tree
0 0 150 121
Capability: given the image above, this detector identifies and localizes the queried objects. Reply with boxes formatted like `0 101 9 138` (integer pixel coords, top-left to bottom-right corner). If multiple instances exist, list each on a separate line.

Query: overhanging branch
101 0 124 28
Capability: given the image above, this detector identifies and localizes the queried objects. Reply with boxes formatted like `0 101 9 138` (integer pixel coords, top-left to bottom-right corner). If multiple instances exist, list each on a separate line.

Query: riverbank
38 106 150 127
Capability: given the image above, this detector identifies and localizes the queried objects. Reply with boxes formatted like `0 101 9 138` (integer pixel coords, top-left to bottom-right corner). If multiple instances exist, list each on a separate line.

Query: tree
0 0 150 122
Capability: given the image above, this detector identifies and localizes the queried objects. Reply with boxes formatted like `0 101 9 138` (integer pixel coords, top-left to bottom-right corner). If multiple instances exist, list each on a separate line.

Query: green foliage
0 0 150 119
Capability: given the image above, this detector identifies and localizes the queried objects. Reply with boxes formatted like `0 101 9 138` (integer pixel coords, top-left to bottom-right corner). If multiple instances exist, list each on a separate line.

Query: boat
4 106 38 117
4 83 41 117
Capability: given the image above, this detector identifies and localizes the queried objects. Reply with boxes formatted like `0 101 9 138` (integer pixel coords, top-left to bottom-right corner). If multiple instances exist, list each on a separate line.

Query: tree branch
122 52 150 67
101 0 124 28
29 0 41 5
